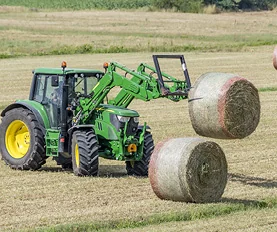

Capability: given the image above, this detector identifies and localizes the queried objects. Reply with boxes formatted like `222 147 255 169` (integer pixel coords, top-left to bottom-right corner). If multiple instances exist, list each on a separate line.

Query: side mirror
51 75 59 87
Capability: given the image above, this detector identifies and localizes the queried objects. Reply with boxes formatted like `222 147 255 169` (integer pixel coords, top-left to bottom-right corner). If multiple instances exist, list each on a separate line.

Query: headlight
133 117 139 123
117 115 130 123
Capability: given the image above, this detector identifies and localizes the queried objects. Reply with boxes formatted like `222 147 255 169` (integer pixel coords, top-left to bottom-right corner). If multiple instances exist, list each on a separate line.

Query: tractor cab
30 65 104 128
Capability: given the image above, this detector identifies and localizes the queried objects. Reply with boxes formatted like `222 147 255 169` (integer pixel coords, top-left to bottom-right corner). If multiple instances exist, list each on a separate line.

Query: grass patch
0 0 153 10
1 11 277 58
28 38 277 55
0 53 17 59
35 197 277 232
259 87 277 92
0 11 277 232
1 39 276 59
35 44 133 56
0 104 7 111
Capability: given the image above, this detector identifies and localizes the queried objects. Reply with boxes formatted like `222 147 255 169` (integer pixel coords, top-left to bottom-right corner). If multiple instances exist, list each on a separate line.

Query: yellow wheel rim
5 120 30 159
75 144 80 168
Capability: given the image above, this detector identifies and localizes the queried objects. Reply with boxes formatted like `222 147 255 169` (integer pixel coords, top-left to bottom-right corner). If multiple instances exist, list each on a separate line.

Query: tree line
0 0 276 12
153 0 277 12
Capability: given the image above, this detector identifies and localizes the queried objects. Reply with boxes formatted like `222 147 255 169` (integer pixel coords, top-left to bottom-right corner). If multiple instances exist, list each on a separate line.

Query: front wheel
126 132 154 176
0 107 46 170
71 130 99 176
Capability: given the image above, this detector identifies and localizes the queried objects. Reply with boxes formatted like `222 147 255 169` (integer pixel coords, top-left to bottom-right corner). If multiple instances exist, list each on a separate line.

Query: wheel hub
5 120 30 159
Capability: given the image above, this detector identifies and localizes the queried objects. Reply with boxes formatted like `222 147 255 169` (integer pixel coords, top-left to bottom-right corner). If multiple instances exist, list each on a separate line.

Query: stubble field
0 6 277 231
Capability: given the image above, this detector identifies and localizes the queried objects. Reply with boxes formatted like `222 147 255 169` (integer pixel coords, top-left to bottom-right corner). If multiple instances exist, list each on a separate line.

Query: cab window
33 74 63 104
72 74 98 95
33 74 46 102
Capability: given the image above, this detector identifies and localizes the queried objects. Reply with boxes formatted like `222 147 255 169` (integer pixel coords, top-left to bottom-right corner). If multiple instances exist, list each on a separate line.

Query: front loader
0 55 191 176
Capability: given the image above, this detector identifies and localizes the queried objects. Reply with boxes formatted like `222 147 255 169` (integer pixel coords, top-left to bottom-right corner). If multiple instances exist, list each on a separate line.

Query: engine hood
96 104 139 117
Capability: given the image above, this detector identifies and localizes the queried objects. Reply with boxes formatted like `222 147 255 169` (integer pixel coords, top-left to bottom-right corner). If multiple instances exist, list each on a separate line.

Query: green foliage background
0 0 276 12
204 0 277 10
154 0 277 12
0 0 153 10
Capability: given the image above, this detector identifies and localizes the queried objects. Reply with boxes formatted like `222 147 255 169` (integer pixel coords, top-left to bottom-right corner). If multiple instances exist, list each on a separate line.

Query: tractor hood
96 104 139 117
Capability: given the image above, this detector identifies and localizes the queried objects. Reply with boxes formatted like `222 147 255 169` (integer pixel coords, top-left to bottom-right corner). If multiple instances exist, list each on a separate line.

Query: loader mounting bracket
152 54 191 97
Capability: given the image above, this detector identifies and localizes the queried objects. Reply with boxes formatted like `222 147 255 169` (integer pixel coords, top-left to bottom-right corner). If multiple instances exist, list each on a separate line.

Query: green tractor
0 55 191 176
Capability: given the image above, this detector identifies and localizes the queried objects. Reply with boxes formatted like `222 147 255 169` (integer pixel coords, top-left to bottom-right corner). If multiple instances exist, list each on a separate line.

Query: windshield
70 74 99 95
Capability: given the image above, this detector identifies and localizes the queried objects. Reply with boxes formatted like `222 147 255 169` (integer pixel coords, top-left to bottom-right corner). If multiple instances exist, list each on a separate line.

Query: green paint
16 100 51 129
72 59 188 161
5 57 189 163
45 129 60 157
96 104 139 117
33 68 104 76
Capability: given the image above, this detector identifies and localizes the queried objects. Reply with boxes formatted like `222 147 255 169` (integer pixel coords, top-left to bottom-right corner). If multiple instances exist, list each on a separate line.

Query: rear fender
1 101 50 135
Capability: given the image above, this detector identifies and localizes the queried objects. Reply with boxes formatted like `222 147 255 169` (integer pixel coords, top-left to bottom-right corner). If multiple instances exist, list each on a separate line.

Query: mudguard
1 100 51 134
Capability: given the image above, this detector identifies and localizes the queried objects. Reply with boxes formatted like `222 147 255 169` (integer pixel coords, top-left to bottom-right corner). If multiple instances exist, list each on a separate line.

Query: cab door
32 74 62 128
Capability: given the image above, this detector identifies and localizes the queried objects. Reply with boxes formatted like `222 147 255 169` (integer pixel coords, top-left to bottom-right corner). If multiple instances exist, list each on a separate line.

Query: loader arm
77 55 191 124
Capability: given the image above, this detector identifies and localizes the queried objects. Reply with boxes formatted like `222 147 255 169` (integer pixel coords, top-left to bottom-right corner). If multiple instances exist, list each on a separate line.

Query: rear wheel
126 132 154 176
0 107 46 170
71 130 99 176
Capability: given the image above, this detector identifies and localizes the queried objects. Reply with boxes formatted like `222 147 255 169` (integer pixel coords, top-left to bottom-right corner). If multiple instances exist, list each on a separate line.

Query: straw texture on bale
149 137 227 203
273 46 277 70
189 73 260 139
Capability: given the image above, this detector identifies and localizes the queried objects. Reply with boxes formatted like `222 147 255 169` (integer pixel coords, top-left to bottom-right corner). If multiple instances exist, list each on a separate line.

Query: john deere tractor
0 55 191 176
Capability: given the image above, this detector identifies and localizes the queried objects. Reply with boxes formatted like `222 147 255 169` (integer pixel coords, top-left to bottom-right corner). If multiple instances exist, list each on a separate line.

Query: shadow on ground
40 164 130 178
98 165 127 177
221 197 267 206
228 173 277 188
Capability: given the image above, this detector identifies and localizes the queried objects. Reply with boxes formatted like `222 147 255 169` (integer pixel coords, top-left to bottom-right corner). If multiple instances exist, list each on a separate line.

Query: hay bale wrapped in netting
273 46 277 70
189 73 260 139
149 137 227 203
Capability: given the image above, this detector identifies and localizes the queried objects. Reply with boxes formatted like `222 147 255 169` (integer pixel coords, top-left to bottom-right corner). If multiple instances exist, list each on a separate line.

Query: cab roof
33 68 104 75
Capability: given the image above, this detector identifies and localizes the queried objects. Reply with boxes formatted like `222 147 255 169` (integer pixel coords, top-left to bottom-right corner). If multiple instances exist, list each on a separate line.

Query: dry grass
114 208 277 232
0 5 28 13
203 4 220 14
0 47 276 108
0 10 276 232
0 50 276 231
0 10 277 56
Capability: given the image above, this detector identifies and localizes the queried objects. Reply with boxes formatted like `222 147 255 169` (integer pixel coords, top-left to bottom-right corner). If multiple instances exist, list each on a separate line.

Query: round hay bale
188 73 260 139
149 137 227 203
273 46 277 70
